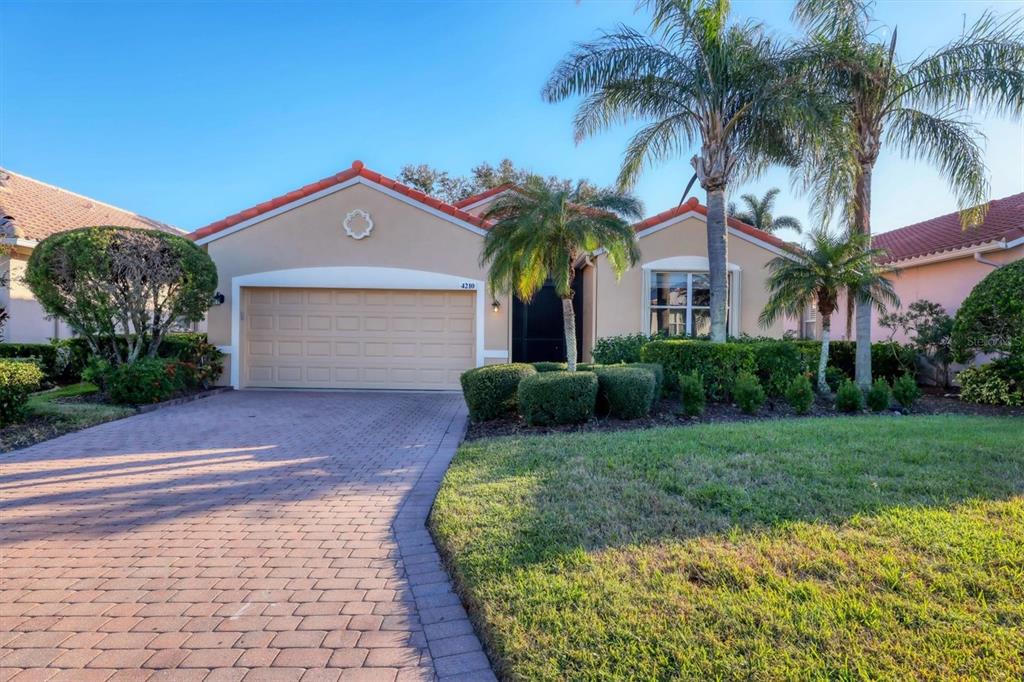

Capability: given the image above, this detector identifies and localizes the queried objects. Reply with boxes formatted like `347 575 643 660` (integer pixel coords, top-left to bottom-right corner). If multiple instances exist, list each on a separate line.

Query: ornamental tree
25 226 217 364
951 259 1024 363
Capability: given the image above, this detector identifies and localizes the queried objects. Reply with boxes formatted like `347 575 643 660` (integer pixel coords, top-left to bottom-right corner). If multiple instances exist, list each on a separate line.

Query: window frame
647 270 726 338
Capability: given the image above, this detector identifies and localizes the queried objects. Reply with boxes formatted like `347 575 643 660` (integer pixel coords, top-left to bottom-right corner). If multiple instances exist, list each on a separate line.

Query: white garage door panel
243 287 475 390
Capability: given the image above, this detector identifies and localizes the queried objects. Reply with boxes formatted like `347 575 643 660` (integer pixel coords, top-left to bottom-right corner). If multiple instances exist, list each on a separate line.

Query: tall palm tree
480 177 642 371
760 229 898 393
794 1 1024 387
729 188 803 233
543 0 815 343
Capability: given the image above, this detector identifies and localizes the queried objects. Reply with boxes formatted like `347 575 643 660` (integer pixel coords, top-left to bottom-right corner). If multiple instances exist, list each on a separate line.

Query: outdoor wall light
212 292 225 306
492 299 501 312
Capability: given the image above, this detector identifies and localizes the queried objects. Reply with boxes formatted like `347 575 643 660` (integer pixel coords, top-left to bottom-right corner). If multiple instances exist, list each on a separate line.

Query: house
0 168 184 343
192 161 802 391
814 193 1024 343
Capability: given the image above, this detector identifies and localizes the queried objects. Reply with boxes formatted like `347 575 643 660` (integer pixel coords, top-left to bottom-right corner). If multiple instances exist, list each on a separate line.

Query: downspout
974 252 1002 268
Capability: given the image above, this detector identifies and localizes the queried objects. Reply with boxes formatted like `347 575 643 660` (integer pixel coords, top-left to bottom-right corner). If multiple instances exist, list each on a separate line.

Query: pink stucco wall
827 244 1023 343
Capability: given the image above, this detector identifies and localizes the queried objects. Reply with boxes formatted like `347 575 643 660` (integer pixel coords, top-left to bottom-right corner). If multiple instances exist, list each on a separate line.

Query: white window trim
641 257 741 337
227 266 486 389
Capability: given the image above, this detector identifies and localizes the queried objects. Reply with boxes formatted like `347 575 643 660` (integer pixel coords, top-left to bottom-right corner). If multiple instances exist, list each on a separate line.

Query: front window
649 271 724 337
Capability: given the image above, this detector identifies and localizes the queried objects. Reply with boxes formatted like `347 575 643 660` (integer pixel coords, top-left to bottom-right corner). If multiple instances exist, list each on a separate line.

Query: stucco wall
825 244 1024 343
589 215 800 347
1 253 73 343
202 181 510 376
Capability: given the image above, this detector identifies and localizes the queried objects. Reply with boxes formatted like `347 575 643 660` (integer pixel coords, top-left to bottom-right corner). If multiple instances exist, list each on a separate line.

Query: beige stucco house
192 161 802 391
0 169 184 343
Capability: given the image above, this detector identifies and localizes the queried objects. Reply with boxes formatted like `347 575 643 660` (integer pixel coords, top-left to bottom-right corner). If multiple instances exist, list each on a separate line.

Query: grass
430 416 1024 681
1 383 134 451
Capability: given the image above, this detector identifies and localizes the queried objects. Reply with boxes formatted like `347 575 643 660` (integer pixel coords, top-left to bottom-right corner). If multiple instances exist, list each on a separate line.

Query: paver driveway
0 390 493 682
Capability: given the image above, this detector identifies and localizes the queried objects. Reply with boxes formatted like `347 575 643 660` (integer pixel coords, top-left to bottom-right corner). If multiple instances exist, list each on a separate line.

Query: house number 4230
460 282 476 290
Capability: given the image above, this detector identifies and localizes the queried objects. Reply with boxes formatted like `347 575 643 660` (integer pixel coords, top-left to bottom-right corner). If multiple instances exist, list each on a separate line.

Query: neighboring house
191 161 803 391
0 168 184 343
817 193 1024 343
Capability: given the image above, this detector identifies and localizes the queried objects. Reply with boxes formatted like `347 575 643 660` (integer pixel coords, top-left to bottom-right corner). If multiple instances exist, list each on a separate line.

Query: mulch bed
465 388 1024 441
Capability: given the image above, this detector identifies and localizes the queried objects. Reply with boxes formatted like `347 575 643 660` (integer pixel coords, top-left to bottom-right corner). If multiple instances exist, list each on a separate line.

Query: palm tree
729 188 803 233
480 177 642 371
794 1 1024 387
760 229 898 393
543 0 815 343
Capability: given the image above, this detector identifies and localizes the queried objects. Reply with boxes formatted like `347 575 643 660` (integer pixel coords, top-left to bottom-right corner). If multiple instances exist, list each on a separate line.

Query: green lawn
431 416 1024 681
0 383 133 451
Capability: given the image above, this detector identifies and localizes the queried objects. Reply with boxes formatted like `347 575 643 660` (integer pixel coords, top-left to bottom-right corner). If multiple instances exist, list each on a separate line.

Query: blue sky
2 0 1022 242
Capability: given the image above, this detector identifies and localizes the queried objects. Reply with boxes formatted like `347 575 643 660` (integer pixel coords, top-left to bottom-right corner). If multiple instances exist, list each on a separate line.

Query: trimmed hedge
517 371 598 426
594 366 656 420
532 362 566 373
0 359 45 426
0 343 59 383
792 340 914 383
628 362 664 403
749 341 807 396
461 363 537 422
640 340 756 401
591 334 652 364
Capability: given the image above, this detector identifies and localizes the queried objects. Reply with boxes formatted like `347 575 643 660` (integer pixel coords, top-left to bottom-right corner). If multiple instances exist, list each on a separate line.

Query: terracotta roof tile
872 193 1024 263
452 183 516 208
0 168 183 242
190 160 490 241
634 197 799 253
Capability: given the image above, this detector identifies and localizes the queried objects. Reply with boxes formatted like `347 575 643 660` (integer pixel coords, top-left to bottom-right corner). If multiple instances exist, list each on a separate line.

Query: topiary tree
25 226 217 365
951 260 1024 363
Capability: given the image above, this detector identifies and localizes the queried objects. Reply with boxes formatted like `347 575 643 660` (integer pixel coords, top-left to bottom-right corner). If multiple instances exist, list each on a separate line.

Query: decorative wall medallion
343 209 374 240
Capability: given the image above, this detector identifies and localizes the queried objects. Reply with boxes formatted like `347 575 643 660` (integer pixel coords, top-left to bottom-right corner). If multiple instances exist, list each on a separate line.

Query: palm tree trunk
562 296 578 372
818 315 832 394
853 162 873 389
706 188 729 343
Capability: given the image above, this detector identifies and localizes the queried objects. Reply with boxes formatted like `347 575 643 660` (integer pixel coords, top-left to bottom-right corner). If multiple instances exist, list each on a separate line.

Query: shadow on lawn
444 416 1024 570
0 389 462 545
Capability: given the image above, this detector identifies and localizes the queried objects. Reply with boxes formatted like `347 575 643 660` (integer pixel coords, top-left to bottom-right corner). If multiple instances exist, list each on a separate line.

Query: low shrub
866 378 892 412
958 360 1023 407
892 374 922 409
531 362 566 373
591 333 652 364
641 340 756 401
678 371 705 417
835 379 864 413
785 374 815 414
793 340 914 383
460 363 537 422
56 333 224 385
0 343 59 384
824 366 847 393
732 372 765 415
517 371 598 426
628 362 664 403
105 358 186 405
0 359 45 426
750 341 807 396
594 366 655 420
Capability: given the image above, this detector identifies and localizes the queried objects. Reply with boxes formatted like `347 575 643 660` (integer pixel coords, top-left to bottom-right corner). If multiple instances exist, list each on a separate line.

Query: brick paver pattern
0 390 494 682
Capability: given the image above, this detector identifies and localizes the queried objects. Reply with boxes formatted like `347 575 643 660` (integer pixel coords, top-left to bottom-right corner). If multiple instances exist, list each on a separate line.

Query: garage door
243 287 476 390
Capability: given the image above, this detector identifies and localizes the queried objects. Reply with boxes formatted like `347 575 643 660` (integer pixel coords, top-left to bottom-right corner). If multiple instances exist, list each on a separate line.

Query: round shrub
835 379 864 413
517 371 598 426
785 374 814 414
532 362 566 373
732 372 765 415
951 259 1024 361
594 366 655 420
628 362 664 405
958 360 1023 406
679 371 706 417
105 358 185 405
892 374 922 409
866 378 892 412
0 359 45 427
460 363 537 422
